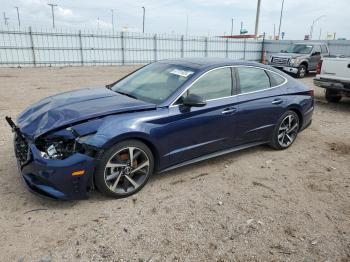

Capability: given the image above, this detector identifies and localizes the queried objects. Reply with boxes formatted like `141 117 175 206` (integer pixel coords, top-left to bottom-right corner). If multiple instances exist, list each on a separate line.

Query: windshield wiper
115 91 138 100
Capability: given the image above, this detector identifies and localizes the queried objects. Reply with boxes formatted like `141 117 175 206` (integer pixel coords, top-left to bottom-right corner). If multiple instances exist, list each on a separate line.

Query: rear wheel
296 64 307 78
325 89 341 103
95 140 154 198
269 111 300 150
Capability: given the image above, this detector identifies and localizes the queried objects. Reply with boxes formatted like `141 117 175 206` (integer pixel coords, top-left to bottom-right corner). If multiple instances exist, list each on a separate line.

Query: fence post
243 38 246 60
260 32 266 63
78 30 84 66
181 35 184 58
121 32 125 65
28 26 36 67
153 34 157 62
225 38 229 58
204 37 208 57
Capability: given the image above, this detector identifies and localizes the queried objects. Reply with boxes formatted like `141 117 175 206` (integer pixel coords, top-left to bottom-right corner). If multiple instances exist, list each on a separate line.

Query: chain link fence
1 26 350 68
0 26 262 67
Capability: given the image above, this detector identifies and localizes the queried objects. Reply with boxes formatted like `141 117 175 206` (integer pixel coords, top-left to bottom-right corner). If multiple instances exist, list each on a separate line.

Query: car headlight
37 137 78 160
290 58 300 66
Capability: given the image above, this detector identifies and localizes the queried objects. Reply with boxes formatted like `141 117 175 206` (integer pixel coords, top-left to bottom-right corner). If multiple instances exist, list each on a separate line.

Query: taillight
316 60 323 74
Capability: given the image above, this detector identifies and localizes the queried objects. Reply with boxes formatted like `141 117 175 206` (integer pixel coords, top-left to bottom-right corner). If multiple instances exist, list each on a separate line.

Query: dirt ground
0 66 349 262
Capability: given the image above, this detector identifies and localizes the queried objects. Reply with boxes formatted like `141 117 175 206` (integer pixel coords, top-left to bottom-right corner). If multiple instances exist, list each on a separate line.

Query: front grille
272 57 289 66
14 134 30 165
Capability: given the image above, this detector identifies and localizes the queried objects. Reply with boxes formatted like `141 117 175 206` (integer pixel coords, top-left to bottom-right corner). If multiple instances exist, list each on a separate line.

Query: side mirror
312 51 321 56
280 49 285 53
182 94 206 107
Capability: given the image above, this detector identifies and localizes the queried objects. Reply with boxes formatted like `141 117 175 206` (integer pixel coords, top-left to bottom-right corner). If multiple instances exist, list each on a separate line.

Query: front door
165 67 239 166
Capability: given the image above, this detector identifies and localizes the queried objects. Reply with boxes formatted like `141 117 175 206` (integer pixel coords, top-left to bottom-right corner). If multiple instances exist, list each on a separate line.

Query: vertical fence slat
28 26 36 67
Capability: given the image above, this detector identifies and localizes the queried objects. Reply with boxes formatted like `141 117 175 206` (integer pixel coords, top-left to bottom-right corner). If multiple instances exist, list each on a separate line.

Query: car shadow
315 98 350 113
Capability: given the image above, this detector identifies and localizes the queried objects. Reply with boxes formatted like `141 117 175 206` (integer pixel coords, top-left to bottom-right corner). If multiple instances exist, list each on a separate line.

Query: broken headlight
36 132 100 160
36 137 80 160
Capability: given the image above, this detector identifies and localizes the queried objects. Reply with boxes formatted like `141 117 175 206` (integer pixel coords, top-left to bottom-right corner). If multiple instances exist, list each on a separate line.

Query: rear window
321 45 328 54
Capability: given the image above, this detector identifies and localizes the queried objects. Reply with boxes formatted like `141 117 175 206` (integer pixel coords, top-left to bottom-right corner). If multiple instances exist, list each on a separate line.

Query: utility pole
310 15 325 40
318 28 322 40
3 12 9 26
278 0 285 40
15 7 20 28
254 0 261 37
230 18 233 36
111 9 115 34
97 17 100 30
273 23 276 39
48 3 58 29
186 15 189 36
142 6 145 33
240 21 243 34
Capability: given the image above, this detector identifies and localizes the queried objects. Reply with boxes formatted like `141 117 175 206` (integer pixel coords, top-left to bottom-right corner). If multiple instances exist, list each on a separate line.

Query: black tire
296 64 307 78
95 139 154 198
269 110 300 150
325 89 341 103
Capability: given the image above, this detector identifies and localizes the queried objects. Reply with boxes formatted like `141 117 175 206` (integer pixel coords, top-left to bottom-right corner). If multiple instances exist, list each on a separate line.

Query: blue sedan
6 58 314 200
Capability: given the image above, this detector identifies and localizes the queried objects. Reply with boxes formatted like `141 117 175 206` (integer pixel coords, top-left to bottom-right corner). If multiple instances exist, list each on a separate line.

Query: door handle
272 99 283 105
221 107 237 115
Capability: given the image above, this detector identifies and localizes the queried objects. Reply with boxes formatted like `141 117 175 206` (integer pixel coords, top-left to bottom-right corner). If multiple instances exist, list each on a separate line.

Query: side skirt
160 141 268 173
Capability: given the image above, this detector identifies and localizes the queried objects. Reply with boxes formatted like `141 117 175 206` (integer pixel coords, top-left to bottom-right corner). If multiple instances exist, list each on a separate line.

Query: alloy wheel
277 114 299 147
299 67 306 78
104 146 150 194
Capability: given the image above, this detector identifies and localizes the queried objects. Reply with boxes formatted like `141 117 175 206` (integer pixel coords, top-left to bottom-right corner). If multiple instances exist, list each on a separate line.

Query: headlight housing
36 137 79 160
36 132 98 160
290 58 301 66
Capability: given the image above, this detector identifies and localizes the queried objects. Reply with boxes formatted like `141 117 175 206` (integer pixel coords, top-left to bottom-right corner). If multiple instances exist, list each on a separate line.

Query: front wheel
296 64 307 78
95 140 154 198
269 111 300 150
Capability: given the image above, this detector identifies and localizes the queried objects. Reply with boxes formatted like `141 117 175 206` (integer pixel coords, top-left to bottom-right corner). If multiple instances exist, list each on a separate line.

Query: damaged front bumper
18 141 97 200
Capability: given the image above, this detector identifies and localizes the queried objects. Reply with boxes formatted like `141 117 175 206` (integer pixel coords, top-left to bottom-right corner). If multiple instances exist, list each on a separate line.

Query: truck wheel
325 89 341 103
296 65 307 78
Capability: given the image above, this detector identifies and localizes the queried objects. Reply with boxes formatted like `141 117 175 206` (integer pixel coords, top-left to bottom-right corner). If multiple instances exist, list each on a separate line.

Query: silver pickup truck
268 42 329 78
314 56 350 103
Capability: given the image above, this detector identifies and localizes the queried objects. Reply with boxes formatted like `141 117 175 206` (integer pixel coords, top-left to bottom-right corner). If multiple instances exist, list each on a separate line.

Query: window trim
169 65 288 107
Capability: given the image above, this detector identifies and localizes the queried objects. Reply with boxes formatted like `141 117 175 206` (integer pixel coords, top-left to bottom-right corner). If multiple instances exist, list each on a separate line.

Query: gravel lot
0 66 349 262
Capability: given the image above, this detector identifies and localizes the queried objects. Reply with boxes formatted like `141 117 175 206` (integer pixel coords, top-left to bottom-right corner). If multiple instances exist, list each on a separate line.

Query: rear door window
267 71 286 87
237 67 271 94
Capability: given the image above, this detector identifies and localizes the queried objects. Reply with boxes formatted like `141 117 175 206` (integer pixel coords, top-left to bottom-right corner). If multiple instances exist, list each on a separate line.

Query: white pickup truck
314 56 350 103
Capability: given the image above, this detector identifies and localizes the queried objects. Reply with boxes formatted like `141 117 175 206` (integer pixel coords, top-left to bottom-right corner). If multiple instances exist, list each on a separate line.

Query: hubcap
299 68 306 77
278 114 299 147
104 146 150 194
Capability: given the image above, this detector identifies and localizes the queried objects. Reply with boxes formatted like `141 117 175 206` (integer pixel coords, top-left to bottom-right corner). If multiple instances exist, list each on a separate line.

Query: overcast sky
1 0 349 39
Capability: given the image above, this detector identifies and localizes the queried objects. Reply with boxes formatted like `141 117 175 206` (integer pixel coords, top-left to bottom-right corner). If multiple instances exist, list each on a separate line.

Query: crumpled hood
272 52 305 59
17 87 156 139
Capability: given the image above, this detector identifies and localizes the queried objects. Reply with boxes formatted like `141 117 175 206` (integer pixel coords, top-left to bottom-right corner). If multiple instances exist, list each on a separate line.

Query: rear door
234 66 287 145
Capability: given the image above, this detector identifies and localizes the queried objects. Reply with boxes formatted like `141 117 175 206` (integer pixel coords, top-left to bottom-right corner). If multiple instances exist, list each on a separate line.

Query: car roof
160 58 263 70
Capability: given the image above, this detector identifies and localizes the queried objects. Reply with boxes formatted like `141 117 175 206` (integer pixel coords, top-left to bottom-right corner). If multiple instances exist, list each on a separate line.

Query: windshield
111 63 197 104
284 44 313 54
